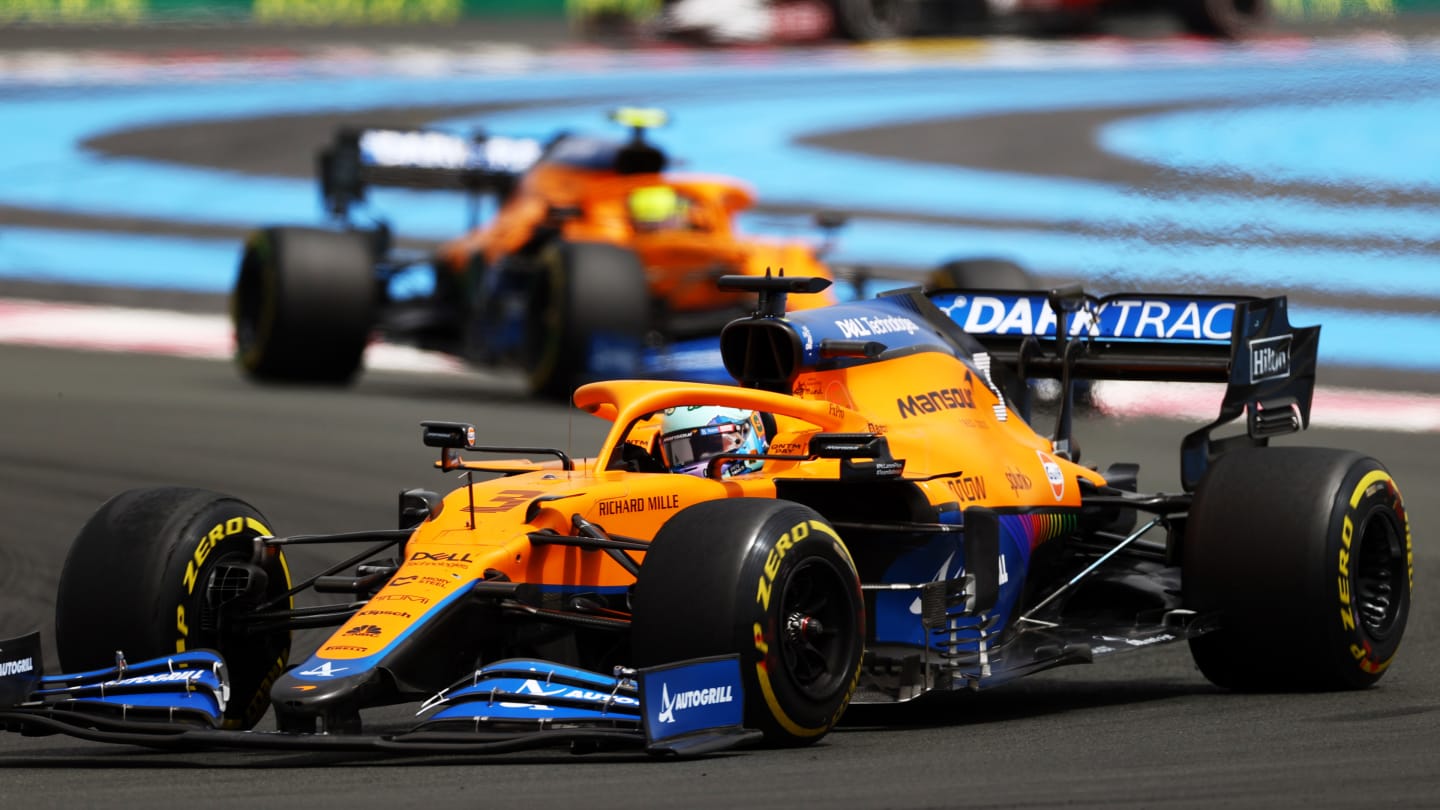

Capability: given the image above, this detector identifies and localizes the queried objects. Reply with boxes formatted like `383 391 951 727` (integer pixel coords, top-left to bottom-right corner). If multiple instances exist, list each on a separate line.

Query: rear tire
524 240 651 401
55 488 294 729
927 258 1045 410
925 257 1031 292
631 499 864 746
461 253 499 366
1175 0 1266 38
829 0 923 39
233 227 376 384
1183 447 1411 691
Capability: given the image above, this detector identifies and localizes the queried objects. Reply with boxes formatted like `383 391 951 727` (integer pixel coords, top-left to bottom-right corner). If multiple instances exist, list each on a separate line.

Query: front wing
0 632 756 757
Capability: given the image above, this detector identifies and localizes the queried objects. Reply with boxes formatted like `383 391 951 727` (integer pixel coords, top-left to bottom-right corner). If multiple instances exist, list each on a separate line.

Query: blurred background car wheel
925 256 1031 291
233 227 376 385
828 0 924 39
1175 0 1268 37
523 239 652 401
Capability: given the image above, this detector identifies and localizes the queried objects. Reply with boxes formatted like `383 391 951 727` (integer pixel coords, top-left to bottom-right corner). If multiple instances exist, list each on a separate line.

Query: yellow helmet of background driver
628 185 682 226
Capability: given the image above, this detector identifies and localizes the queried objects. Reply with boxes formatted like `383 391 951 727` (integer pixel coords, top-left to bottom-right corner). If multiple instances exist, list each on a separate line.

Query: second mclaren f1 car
232 108 843 399
3 274 1412 756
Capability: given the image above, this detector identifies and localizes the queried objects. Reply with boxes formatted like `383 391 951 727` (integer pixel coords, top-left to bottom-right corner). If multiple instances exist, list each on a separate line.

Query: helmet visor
661 421 751 473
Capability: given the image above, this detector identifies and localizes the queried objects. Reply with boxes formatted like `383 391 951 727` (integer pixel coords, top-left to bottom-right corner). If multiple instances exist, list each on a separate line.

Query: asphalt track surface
2 19 1439 809
0 346 1436 808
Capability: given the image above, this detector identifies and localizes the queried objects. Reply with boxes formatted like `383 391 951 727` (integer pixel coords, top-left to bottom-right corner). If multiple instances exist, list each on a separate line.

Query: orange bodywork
433 164 837 315
315 346 1103 662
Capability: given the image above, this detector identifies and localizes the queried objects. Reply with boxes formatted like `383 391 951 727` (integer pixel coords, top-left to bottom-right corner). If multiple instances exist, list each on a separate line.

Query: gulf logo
1036 451 1065 502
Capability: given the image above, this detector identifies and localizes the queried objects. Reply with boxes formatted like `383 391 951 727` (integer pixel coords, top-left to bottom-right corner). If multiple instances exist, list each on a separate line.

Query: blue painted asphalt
1 42 1437 371
1100 96 1440 190
7 223 1435 372
0 227 234 291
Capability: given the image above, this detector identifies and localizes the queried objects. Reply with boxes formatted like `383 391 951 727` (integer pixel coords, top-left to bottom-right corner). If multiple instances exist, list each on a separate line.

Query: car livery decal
1002 512 1077 552
641 657 745 744
291 583 475 679
1036 451 1066 501
932 293 1237 343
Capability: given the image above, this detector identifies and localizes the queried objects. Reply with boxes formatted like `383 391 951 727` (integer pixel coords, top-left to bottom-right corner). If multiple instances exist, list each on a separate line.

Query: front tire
54 488 294 729
233 226 377 384
631 499 864 746
1183 447 1412 691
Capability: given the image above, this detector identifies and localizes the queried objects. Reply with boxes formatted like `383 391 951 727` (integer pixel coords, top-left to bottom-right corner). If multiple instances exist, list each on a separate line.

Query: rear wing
319 127 544 219
926 286 1320 489
929 287 1274 381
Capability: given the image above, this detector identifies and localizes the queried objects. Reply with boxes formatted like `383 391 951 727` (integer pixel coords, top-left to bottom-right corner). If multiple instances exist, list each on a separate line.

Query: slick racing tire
631 499 864 746
927 257 1099 415
829 0 922 39
1175 0 1266 38
234 226 376 385
461 253 497 366
524 240 650 402
1183 448 1411 691
924 257 1031 292
55 488 293 729
925 258 1057 411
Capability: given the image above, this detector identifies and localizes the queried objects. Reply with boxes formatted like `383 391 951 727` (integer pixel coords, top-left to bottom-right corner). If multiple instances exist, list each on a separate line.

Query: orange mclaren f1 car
232 108 840 399
1 275 1412 755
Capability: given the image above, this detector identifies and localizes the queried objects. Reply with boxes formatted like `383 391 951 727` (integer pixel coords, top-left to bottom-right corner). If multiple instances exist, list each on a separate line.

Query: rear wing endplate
319 127 544 219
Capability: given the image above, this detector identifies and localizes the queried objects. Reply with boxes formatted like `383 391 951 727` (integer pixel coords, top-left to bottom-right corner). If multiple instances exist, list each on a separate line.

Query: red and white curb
1 297 1435 432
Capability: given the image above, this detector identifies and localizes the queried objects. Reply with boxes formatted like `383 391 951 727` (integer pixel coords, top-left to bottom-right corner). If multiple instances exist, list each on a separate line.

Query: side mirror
422 421 476 449
809 434 906 480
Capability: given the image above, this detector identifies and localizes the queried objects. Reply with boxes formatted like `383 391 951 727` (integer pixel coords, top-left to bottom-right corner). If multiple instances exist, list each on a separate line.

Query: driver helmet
659 406 768 478
628 185 689 231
